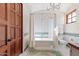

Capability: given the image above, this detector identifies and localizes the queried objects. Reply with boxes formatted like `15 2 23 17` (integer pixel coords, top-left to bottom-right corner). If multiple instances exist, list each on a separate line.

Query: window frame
66 9 76 24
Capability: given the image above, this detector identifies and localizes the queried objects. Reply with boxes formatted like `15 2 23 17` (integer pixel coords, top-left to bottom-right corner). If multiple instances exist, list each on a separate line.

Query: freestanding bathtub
34 38 54 50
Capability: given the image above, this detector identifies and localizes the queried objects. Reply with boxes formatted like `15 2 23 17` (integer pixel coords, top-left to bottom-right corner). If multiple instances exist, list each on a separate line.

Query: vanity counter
68 42 79 56
68 42 79 49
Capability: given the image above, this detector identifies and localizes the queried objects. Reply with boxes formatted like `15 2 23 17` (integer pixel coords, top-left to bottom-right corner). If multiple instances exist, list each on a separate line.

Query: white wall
23 3 31 51
28 3 50 13
65 3 79 33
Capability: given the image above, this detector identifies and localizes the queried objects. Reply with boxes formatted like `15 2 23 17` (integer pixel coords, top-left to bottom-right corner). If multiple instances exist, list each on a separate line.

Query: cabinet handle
7 39 11 42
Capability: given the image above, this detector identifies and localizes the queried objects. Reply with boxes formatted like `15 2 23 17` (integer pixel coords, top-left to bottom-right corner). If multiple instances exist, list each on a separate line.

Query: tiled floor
20 44 70 56
55 44 70 56
20 48 55 56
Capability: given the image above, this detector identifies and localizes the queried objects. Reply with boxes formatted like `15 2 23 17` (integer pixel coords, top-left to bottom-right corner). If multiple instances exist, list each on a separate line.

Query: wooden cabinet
7 3 23 56
7 40 15 56
71 46 79 56
0 45 7 56
0 3 7 56
68 43 79 56
0 4 6 20
0 3 23 56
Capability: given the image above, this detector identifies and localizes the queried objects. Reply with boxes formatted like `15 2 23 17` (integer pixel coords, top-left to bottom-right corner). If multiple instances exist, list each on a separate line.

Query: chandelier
47 3 61 11
46 3 61 19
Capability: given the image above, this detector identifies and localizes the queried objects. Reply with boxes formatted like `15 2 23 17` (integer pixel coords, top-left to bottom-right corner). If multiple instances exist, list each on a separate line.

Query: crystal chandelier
47 3 61 11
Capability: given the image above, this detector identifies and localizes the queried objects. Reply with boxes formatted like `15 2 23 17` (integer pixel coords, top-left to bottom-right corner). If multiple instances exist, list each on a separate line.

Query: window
66 9 76 24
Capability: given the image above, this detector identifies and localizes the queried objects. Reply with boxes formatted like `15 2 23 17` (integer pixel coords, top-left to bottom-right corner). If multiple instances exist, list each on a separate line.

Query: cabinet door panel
15 4 19 14
0 45 7 56
15 15 21 26
15 39 20 55
0 26 6 46
15 15 19 26
15 28 21 55
10 41 15 56
0 3 7 56
6 3 22 56
10 27 15 39
10 3 15 10
0 4 6 20
10 12 15 25
19 4 21 16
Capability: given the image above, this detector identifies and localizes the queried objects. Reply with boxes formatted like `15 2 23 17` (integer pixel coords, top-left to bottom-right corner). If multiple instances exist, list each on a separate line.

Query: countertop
68 42 79 49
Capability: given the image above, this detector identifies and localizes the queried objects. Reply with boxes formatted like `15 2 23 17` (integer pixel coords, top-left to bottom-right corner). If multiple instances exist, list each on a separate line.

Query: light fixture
47 3 61 11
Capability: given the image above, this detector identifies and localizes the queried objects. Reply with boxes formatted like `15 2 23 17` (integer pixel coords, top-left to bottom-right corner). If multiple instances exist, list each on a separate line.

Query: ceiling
25 3 73 13
23 3 75 14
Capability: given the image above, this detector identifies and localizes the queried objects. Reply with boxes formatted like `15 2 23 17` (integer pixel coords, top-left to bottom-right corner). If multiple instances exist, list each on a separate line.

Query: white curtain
30 13 56 48
34 13 54 40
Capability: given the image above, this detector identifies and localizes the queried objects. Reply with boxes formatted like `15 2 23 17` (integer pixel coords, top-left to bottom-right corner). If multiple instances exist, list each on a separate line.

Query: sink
58 39 68 45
